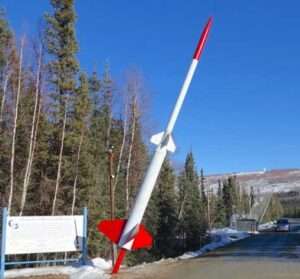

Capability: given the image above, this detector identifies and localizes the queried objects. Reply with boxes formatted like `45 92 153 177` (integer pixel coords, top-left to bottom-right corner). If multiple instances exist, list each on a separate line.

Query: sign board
5 215 84 255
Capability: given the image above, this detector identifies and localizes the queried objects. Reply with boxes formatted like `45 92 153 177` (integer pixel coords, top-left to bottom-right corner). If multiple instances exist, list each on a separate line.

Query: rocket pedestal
98 17 213 274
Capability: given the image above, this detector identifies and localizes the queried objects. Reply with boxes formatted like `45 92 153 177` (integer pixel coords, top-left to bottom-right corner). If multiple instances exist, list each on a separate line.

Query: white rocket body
98 18 213 274
118 58 200 249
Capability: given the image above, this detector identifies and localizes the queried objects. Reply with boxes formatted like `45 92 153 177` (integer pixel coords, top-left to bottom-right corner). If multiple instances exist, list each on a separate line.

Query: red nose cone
193 17 213 61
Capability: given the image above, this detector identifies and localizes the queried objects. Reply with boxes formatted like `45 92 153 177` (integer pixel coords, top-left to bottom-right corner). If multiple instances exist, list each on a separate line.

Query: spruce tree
86 69 110 257
250 186 255 208
222 178 234 226
155 159 178 258
240 187 250 216
44 0 79 215
214 180 226 227
0 9 12 206
69 72 91 214
200 168 207 209
0 8 12 74
178 152 204 251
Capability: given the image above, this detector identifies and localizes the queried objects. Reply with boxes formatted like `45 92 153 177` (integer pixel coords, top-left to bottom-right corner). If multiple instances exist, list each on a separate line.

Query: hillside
206 168 300 194
206 168 300 215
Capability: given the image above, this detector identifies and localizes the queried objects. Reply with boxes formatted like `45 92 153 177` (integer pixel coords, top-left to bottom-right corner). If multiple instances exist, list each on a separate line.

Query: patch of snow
258 221 276 231
6 258 111 279
179 228 250 260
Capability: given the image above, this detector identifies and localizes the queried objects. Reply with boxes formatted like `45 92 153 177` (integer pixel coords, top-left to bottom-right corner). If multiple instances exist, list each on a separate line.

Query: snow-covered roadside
6 258 111 279
258 221 276 231
179 228 250 259
6 228 251 278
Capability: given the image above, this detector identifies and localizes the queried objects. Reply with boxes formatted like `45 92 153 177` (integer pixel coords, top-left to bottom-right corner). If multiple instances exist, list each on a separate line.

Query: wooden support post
107 145 117 266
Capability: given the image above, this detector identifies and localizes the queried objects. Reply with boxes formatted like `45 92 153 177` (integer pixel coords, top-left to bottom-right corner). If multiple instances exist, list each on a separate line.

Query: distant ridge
205 168 300 195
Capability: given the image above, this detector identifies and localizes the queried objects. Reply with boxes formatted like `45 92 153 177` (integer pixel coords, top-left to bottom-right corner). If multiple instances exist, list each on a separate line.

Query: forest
0 0 282 265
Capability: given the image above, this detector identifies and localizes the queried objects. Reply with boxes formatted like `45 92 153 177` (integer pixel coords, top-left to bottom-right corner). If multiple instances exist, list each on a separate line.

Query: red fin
132 224 153 250
98 219 126 244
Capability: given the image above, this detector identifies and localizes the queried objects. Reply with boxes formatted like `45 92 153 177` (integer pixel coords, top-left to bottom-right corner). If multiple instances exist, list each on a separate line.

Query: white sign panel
5 215 84 255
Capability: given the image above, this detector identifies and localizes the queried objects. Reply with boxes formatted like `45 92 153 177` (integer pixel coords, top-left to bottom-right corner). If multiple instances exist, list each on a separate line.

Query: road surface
117 232 300 279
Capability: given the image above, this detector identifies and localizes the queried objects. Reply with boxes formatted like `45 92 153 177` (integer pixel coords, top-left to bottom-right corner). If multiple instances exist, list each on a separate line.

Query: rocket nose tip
207 17 213 26
192 17 213 60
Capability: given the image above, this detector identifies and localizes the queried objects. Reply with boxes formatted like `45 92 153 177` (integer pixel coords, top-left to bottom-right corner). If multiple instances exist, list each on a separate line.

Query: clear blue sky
2 0 300 174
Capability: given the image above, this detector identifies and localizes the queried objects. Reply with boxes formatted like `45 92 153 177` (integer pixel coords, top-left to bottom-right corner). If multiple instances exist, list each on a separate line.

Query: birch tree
125 93 137 213
0 64 10 124
19 45 42 216
71 73 90 214
44 0 79 215
8 37 24 215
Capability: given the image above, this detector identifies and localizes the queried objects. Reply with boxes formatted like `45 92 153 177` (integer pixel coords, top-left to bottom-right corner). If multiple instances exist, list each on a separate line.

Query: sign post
81 207 88 264
0 208 8 279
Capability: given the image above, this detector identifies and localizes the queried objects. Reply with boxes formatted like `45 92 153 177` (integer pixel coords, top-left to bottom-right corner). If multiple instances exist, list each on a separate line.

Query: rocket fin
98 219 126 244
111 224 152 273
166 135 176 153
150 132 164 145
132 224 153 250
150 132 176 153
98 219 153 250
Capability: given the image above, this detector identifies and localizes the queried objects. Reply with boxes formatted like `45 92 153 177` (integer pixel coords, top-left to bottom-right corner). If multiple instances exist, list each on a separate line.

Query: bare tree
113 102 128 194
71 130 83 215
19 44 42 216
0 62 11 125
8 37 24 215
52 101 68 215
125 93 137 214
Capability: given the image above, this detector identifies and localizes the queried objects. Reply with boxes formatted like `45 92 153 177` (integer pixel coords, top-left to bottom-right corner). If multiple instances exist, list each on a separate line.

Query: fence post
0 208 7 279
81 207 88 265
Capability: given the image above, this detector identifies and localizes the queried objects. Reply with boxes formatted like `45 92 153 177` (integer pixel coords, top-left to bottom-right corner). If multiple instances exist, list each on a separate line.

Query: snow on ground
6 258 111 279
258 221 276 231
6 229 251 278
179 228 250 259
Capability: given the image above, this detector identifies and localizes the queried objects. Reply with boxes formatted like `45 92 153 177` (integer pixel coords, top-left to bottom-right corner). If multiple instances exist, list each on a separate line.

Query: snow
6 229 250 278
6 258 111 279
258 221 276 231
179 228 250 259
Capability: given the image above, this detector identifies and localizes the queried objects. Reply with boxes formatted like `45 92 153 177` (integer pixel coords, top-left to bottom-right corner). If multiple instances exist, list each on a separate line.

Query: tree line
0 0 259 265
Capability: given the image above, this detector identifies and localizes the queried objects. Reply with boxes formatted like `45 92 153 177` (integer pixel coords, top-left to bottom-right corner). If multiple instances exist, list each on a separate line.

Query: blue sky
2 0 300 174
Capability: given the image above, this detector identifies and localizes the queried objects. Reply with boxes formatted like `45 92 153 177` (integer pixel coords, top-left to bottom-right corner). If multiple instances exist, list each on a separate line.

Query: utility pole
107 145 117 266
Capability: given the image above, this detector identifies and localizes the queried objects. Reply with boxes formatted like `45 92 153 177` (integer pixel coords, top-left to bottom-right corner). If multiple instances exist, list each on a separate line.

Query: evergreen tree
44 0 79 215
0 10 12 206
222 178 233 226
86 69 110 257
0 8 12 74
44 0 79 107
178 152 205 251
200 168 207 209
154 159 178 258
214 180 226 227
240 187 250 216
69 72 91 214
250 186 255 208
26 103 53 215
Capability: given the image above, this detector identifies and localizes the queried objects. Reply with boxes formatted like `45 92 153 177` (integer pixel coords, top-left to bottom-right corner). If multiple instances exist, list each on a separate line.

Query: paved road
117 233 300 279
